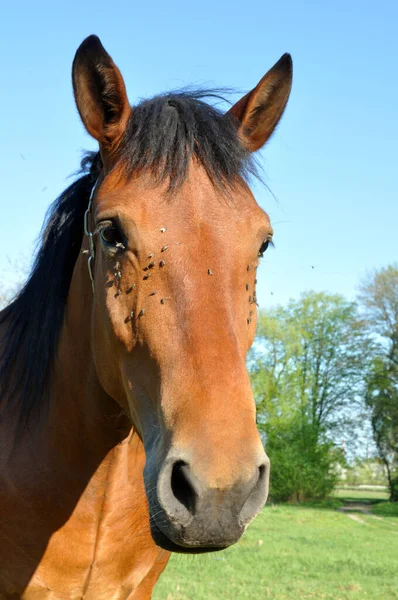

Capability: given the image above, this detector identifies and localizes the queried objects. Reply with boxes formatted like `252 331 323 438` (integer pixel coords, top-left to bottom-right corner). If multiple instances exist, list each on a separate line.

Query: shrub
264 419 338 503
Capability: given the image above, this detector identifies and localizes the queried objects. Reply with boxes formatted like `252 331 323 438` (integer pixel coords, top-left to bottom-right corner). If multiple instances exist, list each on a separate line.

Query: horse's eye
258 239 269 257
100 225 123 247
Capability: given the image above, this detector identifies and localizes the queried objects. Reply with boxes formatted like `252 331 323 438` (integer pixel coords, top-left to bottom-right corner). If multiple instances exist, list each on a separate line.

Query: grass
371 501 398 518
152 494 398 600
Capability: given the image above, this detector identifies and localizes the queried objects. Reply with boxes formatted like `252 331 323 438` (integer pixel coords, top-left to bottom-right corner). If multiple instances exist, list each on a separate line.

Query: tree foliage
250 291 368 501
359 264 398 501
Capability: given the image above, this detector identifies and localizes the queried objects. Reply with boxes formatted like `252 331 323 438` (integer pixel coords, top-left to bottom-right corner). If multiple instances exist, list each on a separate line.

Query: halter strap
83 178 99 293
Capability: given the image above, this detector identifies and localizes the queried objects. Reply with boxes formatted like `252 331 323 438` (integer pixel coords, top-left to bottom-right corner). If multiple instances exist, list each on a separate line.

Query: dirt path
338 503 370 525
338 501 397 528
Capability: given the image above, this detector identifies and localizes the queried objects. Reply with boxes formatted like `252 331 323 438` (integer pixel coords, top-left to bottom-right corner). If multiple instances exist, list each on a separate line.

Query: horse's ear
72 35 131 151
227 54 292 152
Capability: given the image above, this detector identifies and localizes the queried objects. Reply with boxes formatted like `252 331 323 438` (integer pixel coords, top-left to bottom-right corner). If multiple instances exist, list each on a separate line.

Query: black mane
0 153 101 422
0 91 256 421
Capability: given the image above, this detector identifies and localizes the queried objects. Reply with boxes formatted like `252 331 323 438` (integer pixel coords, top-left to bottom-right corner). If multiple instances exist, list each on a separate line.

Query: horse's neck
0 262 166 599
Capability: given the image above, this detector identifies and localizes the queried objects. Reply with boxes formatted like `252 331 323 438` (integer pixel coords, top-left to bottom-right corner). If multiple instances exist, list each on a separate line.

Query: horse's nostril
239 459 269 527
171 461 197 515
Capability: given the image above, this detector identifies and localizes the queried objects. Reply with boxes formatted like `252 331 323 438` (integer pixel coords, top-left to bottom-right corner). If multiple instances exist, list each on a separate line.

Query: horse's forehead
97 164 268 234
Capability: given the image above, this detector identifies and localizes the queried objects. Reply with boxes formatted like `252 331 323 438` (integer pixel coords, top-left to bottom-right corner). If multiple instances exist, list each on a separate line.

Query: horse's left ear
227 54 292 152
72 35 131 153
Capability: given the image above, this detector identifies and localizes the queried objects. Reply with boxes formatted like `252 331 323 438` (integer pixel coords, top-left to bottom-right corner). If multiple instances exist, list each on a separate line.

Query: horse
0 35 292 599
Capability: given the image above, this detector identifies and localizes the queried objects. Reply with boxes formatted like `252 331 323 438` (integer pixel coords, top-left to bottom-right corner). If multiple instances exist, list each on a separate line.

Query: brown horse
0 36 292 599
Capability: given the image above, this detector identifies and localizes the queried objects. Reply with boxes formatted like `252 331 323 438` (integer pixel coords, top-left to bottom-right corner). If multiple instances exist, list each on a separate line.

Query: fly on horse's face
73 36 292 552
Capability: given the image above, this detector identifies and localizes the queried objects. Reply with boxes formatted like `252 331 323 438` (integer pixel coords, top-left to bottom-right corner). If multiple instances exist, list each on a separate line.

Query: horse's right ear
72 35 131 152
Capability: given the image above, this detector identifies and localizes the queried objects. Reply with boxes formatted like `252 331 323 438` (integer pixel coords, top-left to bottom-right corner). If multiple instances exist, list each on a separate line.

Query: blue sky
1 0 397 308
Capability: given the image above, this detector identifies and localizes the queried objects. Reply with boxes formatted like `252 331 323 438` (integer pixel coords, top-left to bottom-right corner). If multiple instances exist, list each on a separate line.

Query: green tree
251 291 369 501
359 264 398 501
0 256 29 310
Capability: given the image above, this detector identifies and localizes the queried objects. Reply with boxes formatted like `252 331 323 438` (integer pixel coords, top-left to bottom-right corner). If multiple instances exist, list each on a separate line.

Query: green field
153 493 398 600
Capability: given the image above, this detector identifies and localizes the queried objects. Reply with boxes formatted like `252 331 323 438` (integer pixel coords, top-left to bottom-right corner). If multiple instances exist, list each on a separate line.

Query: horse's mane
121 90 257 189
0 152 101 422
0 90 257 422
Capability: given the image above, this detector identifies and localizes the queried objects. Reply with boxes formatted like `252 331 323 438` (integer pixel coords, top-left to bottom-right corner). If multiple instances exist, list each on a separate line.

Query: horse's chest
0 444 168 599
32 494 160 598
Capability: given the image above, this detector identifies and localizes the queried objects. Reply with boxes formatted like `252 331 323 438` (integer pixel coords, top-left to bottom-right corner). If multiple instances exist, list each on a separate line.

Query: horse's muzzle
147 450 269 553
